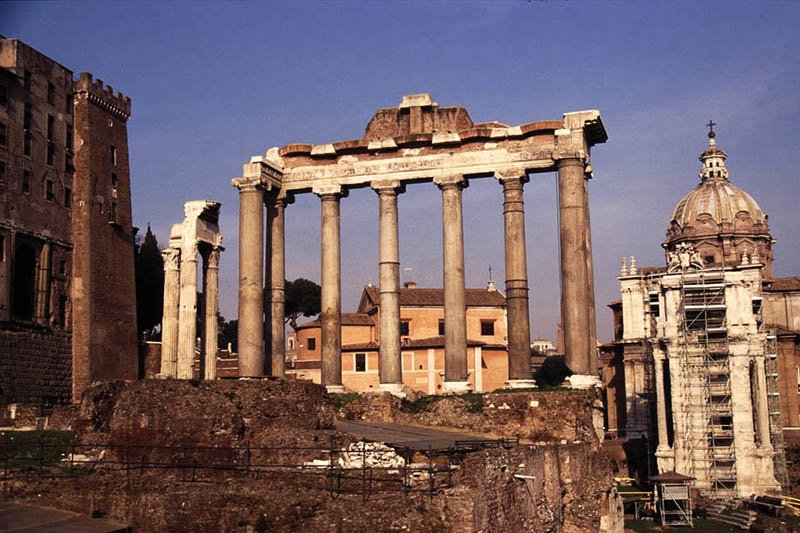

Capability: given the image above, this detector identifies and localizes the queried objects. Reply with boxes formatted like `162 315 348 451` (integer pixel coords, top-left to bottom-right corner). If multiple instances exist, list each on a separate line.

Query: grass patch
328 393 361 410
0 430 75 470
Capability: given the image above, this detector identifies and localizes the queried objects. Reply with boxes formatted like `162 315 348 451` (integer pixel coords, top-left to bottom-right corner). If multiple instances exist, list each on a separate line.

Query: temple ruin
159 200 223 380
232 93 608 392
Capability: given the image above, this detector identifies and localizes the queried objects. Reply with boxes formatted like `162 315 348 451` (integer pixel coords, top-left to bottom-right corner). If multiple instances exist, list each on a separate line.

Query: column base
566 374 602 389
442 381 473 394
374 383 407 398
325 384 347 394
504 379 538 390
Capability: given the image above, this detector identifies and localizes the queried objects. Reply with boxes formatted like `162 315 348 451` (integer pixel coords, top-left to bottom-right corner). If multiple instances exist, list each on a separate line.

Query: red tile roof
764 277 800 292
360 286 506 311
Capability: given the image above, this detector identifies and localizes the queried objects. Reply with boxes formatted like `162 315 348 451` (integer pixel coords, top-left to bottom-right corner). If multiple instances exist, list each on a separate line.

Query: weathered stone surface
0 325 71 405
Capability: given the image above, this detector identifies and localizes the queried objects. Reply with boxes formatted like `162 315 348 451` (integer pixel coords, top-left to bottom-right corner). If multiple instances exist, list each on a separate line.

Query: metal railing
0 435 457 500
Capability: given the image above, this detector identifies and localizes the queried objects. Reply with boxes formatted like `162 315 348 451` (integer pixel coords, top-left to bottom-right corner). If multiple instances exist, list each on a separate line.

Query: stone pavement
0 501 130 532
336 420 496 451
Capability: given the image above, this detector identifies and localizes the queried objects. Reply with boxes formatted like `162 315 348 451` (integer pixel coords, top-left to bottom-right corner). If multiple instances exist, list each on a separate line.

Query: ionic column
373 181 404 395
435 176 470 392
315 186 346 392
202 246 221 380
498 173 535 387
177 241 198 379
754 358 773 449
234 177 265 377
557 158 598 387
265 194 291 377
160 248 181 377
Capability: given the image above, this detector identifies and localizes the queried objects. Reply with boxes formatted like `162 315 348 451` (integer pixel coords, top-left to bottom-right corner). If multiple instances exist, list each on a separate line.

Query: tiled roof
362 286 506 310
764 277 800 292
342 341 380 352
296 313 373 329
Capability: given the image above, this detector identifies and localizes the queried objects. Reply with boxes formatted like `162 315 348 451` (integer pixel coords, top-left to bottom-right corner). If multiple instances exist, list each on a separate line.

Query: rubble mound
74 378 336 449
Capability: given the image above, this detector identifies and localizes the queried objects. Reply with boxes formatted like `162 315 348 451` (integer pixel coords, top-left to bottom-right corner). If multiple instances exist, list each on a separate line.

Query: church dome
664 128 773 275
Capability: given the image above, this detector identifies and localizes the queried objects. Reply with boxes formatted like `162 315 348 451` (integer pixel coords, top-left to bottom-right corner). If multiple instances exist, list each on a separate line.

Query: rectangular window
23 70 31 90
0 235 4 261
47 115 54 141
66 124 73 151
22 170 30 194
64 186 71 208
110 202 118 222
110 145 117 166
47 82 55 105
307 337 316 351
0 122 6 146
0 161 5 184
46 179 54 202
23 133 31 156
64 153 74 174
0 84 7 107
47 143 54 165
24 103 32 130
480 320 495 336
400 320 410 336
438 320 445 336
355 353 366 372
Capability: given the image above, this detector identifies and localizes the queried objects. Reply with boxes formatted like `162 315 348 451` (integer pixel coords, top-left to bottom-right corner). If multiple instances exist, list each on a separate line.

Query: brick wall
0 323 71 405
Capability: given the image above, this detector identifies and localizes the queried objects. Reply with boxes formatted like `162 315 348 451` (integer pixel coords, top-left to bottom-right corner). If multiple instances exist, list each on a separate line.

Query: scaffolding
677 269 737 498
765 332 789 491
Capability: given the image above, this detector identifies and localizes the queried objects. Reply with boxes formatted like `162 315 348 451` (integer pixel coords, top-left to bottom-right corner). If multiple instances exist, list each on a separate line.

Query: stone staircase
706 500 758 530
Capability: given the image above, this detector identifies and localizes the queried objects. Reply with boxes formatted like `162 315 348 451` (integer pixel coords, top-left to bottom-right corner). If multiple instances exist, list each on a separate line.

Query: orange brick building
290 282 510 394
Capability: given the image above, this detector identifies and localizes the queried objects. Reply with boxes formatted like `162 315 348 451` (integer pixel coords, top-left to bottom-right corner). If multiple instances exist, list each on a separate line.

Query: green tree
534 355 572 388
134 224 164 335
284 278 321 331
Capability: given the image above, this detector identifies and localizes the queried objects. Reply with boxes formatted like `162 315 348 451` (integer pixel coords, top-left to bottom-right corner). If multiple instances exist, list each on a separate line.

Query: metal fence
0 434 464 500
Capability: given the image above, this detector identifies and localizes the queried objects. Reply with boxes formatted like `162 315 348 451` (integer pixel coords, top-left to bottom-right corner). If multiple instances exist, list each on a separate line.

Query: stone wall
0 323 71 405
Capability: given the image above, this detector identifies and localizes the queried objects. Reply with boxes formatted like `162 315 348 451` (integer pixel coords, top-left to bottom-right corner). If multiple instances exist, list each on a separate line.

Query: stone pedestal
504 379 538 390
442 380 472 394
375 383 406 398
566 374 602 389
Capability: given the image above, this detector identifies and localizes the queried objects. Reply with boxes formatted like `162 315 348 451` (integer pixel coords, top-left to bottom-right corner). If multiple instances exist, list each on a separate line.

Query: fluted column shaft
557 158 595 376
501 175 533 381
236 181 265 377
160 248 181 377
177 242 198 379
203 246 221 380
266 196 289 377
375 183 403 386
438 178 468 384
318 190 343 389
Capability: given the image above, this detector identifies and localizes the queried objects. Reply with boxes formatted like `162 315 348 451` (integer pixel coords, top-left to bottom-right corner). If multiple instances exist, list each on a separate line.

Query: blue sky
3 1 798 342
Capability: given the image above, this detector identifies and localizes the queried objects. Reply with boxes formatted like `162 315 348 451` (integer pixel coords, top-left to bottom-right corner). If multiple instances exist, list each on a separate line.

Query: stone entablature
232 94 608 392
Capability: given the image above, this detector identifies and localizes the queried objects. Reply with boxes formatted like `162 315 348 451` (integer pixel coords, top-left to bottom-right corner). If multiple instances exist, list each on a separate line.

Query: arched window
12 243 36 320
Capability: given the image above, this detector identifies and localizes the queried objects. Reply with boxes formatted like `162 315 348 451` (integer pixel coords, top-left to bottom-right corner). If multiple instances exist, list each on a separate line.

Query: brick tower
71 72 137 399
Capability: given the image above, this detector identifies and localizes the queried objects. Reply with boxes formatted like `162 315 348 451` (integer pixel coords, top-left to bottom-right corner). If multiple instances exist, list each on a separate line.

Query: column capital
181 241 198 262
371 180 405 195
313 184 348 199
232 176 265 192
162 247 181 271
206 245 222 269
433 175 468 191
495 171 529 186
